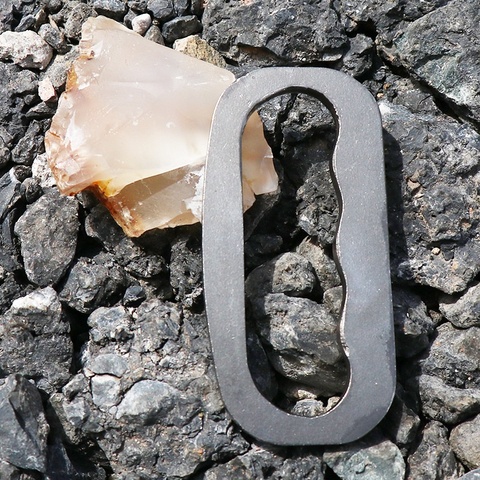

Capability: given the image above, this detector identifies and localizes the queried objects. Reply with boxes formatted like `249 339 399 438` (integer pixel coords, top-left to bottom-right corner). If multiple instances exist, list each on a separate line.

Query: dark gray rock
8 70 38 96
115 380 179 425
147 0 174 21
169 233 202 307
14 189 79 287
11 120 43 165
382 100 480 294
407 421 464 480
0 375 49 473
450 414 480 470
296 237 341 291
0 209 22 272
419 374 480 425
122 284 146 306
246 331 278 401
0 170 21 223
420 323 480 389
252 292 348 395
91 0 127 19
162 15 202 43
384 0 480 124
0 0 13 34
439 283 480 328
381 389 420 450
203 0 347 65
245 252 317 299
87 306 133 344
201 447 324 480
58 2 97 40
342 34 374 78
85 204 166 279
0 63 28 140
131 299 181 353
0 287 72 393
144 24 164 44
60 253 127 314
173 0 189 16
392 287 434 358
324 431 405 480
38 23 68 53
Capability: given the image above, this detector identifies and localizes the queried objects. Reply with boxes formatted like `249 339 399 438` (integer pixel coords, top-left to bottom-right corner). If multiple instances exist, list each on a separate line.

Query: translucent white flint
45 16 277 236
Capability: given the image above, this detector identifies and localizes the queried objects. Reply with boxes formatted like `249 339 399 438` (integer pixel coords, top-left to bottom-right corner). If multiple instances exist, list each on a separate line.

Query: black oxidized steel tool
203 68 395 445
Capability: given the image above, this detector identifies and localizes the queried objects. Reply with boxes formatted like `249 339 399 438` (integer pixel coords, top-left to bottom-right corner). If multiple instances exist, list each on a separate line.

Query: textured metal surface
203 67 395 445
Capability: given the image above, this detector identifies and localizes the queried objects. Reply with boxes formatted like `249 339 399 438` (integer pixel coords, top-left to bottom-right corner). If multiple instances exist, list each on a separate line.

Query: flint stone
0 30 53 69
0 375 49 473
439 283 480 328
245 252 317 299
386 0 480 124
0 287 72 393
392 287 434 358
14 189 79 287
324 433 405 480
407 421 464 480
60 253 127 314
203 0 347 65
420 323 480 389
419 374 480 425
162 15 202 43
252 292 348 395
115 380 178 425
382 100 480 294
450 414 480 470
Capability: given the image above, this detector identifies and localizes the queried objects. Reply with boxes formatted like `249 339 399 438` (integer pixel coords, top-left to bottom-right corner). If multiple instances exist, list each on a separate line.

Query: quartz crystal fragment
45 16 277 236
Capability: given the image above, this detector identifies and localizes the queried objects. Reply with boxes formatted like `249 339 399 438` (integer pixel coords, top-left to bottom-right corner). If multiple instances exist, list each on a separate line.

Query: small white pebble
432 247 440 255
38 77 57 103
132 13 152 36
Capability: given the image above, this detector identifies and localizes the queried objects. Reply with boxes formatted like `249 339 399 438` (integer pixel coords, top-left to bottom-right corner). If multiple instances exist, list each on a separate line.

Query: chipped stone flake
45 16 277 236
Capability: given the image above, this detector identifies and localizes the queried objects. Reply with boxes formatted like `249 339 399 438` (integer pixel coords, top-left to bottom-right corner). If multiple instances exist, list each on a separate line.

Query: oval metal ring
203 67 395 445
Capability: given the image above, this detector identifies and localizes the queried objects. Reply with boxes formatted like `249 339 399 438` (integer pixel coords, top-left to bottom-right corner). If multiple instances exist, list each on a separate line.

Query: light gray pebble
115 380 178 425
132 13 151 35
0 30 53 69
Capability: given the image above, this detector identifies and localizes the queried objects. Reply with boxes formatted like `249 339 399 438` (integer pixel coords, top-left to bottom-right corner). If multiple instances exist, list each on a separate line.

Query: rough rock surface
0 0 479 478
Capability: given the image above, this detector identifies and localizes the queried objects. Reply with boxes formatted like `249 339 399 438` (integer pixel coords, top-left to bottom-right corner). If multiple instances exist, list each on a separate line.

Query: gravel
0 0 479 477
